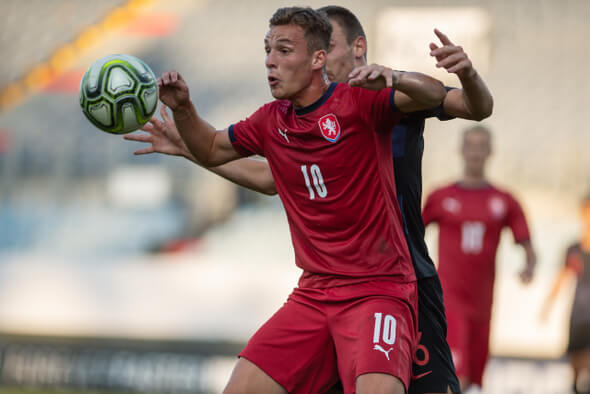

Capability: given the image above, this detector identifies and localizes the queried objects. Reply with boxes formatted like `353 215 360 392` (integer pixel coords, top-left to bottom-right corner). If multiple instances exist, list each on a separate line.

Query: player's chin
269 86 287 99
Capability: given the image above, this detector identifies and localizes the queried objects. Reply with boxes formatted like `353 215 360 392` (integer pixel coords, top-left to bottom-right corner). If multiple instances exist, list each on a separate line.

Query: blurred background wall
0 0 588 392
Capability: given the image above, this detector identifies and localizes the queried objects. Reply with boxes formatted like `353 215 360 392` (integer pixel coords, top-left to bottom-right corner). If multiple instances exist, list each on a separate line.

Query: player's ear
352 36 367 60
311 49 327 71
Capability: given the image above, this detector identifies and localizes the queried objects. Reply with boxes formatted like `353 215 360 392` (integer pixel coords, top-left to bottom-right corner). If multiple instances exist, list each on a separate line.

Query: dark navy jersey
393 89 455 279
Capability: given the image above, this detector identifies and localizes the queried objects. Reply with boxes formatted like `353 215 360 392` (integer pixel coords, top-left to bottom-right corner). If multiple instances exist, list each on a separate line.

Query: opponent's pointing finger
434 28 453 46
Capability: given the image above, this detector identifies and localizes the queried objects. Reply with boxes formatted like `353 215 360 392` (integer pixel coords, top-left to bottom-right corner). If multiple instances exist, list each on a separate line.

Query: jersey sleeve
228 104 270 157
505 193 531 243
406 86 457 121
565 244 584 276
353 87 405 133
422 189 442 226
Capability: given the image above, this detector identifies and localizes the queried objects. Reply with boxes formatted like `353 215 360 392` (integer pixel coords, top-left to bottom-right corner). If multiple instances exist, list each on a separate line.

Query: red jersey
422 182 530 318
229 82 415 288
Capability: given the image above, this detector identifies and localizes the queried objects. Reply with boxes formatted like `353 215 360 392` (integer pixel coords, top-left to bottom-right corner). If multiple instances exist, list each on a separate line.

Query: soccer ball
79 54 158 134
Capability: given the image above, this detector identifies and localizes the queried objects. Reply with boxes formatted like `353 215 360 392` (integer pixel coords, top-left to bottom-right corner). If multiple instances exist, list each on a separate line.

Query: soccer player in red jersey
154 6 448 394
541 194 590 394
126 6 493 393
422 125 537 392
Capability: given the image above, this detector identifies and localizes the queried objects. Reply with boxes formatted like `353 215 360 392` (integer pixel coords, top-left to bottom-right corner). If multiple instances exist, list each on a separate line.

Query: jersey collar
295 82 337 116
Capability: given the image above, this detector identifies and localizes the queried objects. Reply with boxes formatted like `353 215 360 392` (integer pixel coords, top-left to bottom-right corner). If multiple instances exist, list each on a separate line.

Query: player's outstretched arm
158 71 241 166
518 240 537 284
124 105 277 196
348 64 446 112
430 28 493 121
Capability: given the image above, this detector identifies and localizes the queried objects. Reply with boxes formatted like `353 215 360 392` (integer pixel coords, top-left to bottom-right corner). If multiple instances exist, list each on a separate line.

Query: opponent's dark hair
269 7 332 53
317 5 366 46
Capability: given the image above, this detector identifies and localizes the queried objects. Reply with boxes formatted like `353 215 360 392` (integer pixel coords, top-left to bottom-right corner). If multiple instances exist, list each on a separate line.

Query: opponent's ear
311 50 327 70
352 36 367 60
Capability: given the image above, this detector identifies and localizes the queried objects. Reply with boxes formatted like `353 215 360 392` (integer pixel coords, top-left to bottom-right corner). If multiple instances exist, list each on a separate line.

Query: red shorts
239 280 417 394
445 308 490 386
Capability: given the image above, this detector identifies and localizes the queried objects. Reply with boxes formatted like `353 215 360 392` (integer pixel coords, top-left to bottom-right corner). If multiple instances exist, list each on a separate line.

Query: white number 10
373 312 397 345
301 164 327 200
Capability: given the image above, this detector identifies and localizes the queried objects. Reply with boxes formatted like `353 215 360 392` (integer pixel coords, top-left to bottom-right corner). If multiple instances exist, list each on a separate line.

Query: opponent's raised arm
348 64 446 112
158 71 241 166
430 28 493 121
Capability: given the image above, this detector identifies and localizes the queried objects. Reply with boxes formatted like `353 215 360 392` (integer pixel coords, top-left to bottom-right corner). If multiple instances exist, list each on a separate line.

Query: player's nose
265 51 277 68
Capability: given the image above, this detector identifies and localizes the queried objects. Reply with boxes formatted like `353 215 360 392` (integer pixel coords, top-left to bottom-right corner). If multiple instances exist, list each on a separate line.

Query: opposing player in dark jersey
541 194 590 394
423 126 537 392
152 7 447 394
126 6 493 394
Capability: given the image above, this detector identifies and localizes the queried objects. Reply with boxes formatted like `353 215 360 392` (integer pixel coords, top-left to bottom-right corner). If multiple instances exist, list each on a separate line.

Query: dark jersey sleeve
228 104 271 157
405 86 457 121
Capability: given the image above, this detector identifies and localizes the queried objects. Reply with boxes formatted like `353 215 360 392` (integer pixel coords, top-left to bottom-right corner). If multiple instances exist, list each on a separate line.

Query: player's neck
291 74 330 109
460 173 488 188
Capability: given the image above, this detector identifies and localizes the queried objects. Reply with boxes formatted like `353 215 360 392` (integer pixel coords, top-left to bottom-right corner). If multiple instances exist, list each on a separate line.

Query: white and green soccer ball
79 54 158 134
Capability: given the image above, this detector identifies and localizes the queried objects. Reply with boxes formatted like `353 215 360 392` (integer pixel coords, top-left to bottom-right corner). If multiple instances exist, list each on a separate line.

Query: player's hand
158 71 190 110
429 29 475 80
519 263 535 284
123 105 190 157
348 64 400 90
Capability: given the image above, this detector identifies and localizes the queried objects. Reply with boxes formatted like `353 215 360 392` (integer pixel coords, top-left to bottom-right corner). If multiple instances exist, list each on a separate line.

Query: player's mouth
268 76 279 87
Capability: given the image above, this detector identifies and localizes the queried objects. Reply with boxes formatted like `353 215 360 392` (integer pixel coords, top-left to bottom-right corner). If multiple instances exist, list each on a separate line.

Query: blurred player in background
541 193 590 394
150 6 448 394
422 125 537 392
126 5 494 393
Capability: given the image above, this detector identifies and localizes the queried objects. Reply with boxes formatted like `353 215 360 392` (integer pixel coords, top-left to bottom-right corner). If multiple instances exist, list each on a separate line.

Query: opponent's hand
348 64 400 90
429 29 475 80
158 71 190 110
123 105 190 157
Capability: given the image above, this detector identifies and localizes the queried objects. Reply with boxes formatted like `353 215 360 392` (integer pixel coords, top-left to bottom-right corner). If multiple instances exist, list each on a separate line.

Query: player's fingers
151 117 165 130
434 28 454 45
160 105 173 123
429 42 439 52
367 68 383 80
447 60 472 74
134 147 155 155
140 123 155 132
161 72 170 85
436 52 466 69
124 133 152 143
355 66 372 81
430 45 461 59
348 66 363 79
170 71 178 83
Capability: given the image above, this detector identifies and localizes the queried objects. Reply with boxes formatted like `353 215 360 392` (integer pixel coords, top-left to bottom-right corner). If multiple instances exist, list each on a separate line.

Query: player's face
265 24 318 100
461 131 491 175
325 19 356 83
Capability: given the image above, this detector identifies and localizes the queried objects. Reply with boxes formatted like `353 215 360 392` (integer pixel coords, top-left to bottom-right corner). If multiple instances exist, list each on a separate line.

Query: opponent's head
461 125 492 177
317 6 367 83
266 7 332 100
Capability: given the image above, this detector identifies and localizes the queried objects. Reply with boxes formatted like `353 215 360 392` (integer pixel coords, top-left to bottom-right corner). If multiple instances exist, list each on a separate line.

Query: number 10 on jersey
301 164 327 200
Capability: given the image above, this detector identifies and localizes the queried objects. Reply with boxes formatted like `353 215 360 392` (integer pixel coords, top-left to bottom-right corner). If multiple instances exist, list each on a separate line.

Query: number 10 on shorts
373 313 397 345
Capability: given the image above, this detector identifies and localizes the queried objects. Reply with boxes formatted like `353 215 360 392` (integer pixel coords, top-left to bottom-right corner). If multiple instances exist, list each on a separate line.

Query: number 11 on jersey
301 164 327 200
